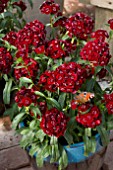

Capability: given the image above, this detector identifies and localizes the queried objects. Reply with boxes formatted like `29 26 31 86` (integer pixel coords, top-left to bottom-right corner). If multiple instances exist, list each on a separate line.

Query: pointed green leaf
47 98 61 110
3 78 13 104
20 77 33 83
58 93 66 109
12 112 25 130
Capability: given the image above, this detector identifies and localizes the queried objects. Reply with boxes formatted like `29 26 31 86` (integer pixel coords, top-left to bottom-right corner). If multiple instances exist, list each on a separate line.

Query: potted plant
1 0 113 169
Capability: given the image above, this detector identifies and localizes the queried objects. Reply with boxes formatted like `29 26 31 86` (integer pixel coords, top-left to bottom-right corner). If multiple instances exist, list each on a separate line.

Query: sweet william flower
65 12 94 40
0 47 13 74
76 104 101 128
40 0 60 15
15 87 37 107
40 108 69 137
91 30 109 41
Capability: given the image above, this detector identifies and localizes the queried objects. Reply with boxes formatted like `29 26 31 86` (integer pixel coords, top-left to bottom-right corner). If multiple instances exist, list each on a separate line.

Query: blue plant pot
19 122 102 163
63 134 102 163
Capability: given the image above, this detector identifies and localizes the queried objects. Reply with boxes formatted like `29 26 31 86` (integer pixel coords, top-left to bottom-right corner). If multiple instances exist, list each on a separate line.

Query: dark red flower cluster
15 87 37 107
40 107 69 137
39 62 87 93
55 62 86 93
13 0 27 11
108 19 113 30
4 20 46 59
14 58 38 80
45 39 77 59
80 39 111 67
0 0 8 13
65 12 94 40
40 0 60 15
104 93 113 114
46 39 65 59
39 70 57 92
91 30 109 41
76 104 101 128
0 47 13 74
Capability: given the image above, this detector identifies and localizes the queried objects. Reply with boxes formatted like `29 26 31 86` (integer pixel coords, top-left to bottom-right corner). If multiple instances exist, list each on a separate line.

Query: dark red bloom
3 31 18 46
46 39 66 59
39 101 47 114
104 93 113 102
71 100 77 110
0 47 13 74
39 62 87 93
80 39 111 78
65 12 94 40
13 0 27 11
15 87 37 107
35 45 45 54
104 93 113 114
0 0 8 13
91 30 109 41
54 62 87 93
108 19 113 30
40 107 69 137
76 104 101 128
40 0 60 15
39 70 57 92
106 102 113 115
4 20 46 61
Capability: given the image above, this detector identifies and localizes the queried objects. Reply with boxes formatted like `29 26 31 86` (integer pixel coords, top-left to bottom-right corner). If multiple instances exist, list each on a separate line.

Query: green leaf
42 145 50 158
12 112 25 130
53 16 64 24
47 98 61 110
107 121 113 130
30 106 41 116
36 152 44 167
95 66 103 75
34 91 46 98
13 5 22 18
3 78 13 104
29 145 39 156
64 130 73 145
3 11 13 18
20 131 34 148
29 120 37 129
85 128 91 137
86 78 96 92
20 77 33 83
58 93 66 109
20 128 30 135
27 0 33 8
90 137 96 153
35 129 46 142
105 65 113 77
96 125 110 146
59 149 68 170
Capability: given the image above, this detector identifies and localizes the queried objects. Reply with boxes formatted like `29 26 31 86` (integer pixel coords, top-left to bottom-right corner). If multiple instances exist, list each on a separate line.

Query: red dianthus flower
40 107 69 137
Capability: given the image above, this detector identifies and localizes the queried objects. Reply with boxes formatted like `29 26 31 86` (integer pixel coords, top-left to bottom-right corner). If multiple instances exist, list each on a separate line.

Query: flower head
40 107 69 137
40 0 60 15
